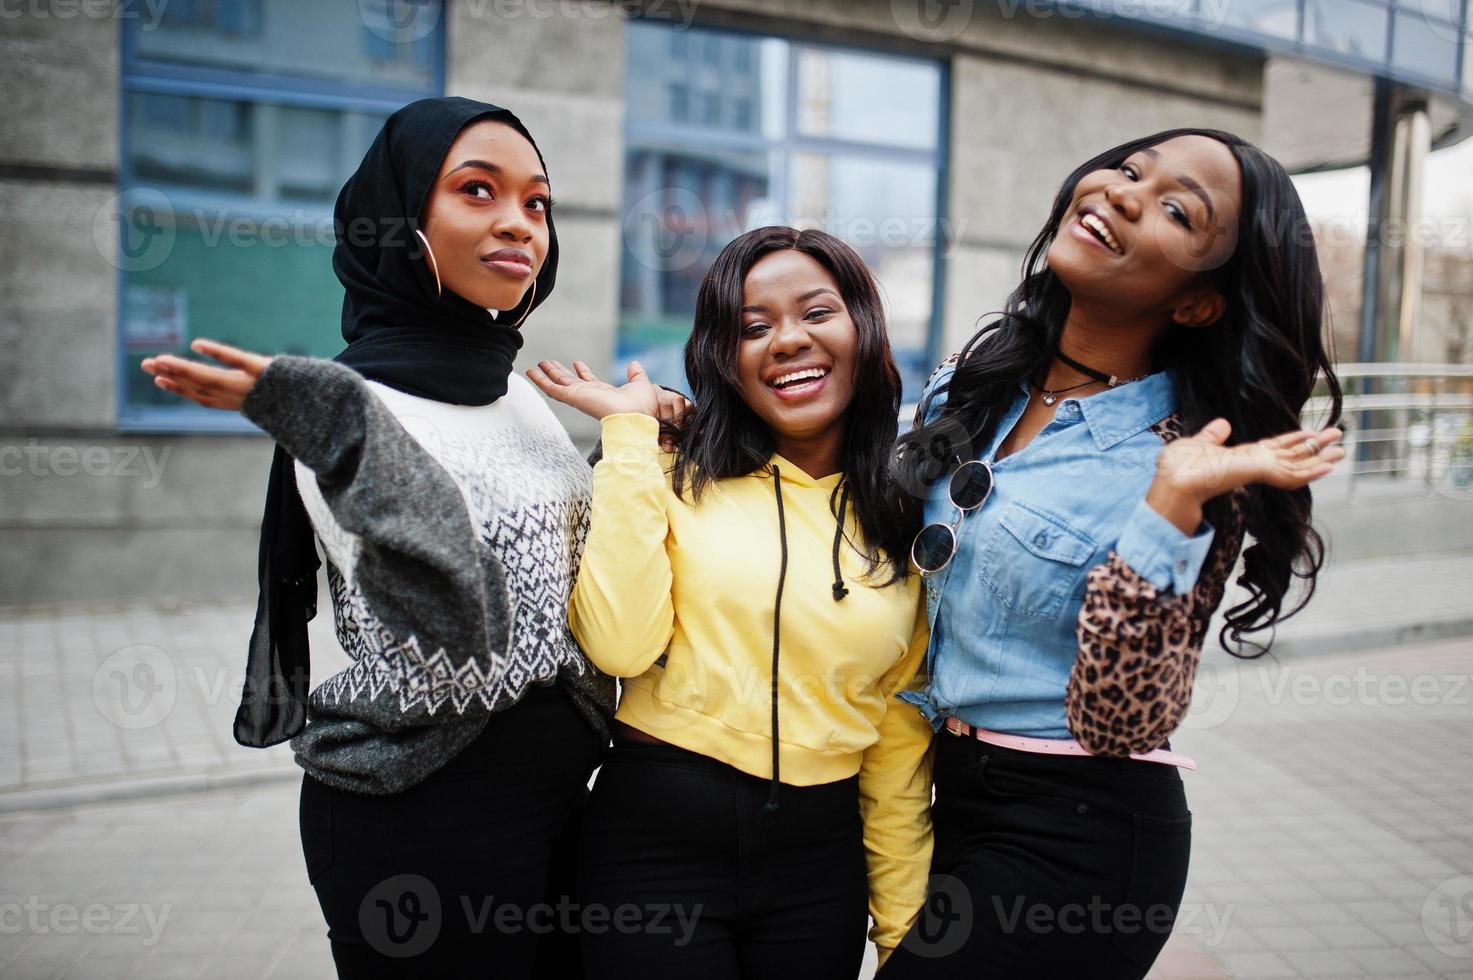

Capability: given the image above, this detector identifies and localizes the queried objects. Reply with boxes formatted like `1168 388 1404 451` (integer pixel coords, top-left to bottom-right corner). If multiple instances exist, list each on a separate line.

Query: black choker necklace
1034 351 1149 407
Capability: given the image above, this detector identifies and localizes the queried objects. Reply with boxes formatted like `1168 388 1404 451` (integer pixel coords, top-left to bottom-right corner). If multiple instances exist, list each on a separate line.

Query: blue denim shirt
899 362 1216 739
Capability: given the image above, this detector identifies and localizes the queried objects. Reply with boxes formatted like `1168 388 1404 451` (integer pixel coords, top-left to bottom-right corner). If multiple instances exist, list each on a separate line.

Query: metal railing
1304 363 1473 500
899 363 1473 500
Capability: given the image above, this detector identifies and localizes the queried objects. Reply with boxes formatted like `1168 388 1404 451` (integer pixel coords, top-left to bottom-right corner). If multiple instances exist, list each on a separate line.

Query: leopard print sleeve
1065 414 1248 758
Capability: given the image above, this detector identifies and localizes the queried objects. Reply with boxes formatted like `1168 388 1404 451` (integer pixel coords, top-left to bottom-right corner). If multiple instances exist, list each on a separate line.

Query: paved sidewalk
1164 635 1473 978
0 635 1469 978
0 552 1469 977
0 596 354 811
3 551 1466 810
1252 554 1473 658
1 552 1468 812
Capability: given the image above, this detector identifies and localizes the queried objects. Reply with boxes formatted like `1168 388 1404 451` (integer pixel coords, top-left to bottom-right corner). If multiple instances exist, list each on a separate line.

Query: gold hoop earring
511 280 536 327
414 229 442 300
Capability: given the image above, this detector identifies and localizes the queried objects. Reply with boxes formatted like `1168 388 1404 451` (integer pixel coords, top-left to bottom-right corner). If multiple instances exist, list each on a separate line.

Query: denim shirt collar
1026 369 1178 451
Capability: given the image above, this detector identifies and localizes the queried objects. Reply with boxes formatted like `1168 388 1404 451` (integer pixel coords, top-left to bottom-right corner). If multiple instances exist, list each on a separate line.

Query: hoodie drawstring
830 481 851 602
763 469 851 818
763 466 790 817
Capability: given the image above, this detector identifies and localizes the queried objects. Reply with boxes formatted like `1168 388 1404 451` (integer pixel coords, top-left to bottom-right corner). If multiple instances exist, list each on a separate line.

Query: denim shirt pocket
980 501 1098 621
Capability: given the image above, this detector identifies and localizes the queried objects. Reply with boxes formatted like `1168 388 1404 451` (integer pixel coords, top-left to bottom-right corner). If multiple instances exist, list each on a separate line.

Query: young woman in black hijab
143 96 680 977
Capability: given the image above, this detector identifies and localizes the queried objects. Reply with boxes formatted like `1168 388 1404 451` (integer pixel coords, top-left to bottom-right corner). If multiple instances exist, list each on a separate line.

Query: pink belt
944 716 1197 770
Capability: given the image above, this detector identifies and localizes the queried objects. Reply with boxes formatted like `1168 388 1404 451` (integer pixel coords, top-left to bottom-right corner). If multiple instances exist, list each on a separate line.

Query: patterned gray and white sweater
241 355 615 794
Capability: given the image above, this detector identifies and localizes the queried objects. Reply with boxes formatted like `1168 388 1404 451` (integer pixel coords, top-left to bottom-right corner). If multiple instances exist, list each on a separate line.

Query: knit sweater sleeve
241 355 512 683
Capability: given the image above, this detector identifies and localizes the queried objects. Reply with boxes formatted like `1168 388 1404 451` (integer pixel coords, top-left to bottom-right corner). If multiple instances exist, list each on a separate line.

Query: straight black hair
674 226 918 585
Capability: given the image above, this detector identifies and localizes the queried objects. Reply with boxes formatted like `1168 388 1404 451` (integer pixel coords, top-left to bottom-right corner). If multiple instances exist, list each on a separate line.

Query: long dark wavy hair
673 226 918 586
894 129 1343 654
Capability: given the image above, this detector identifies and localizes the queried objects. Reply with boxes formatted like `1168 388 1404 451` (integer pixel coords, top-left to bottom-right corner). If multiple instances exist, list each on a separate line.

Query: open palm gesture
140 339 272 411
1159 418 1347 502
527 359 676 423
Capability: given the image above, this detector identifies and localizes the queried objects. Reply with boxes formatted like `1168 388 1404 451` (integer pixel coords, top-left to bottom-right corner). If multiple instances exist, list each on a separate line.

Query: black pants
577 738 869 980
879 732 1192 980
300 683 602 979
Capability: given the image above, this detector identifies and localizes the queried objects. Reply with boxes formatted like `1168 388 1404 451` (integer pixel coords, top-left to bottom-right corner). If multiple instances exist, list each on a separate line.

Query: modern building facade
3 0 1470 602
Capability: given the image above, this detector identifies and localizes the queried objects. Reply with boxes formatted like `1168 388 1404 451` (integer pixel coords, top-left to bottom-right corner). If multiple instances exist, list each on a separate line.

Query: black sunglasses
911 459 995 576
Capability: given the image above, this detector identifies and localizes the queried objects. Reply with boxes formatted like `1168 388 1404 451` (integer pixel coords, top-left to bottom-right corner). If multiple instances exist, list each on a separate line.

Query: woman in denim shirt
879 130 1345 978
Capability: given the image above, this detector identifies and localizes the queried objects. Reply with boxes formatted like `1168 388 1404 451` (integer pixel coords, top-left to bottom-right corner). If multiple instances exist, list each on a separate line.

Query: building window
1304 0 1390 61
620 22 947 400
118 0 443 432
1390 7 1463 82
1100 0 1469 93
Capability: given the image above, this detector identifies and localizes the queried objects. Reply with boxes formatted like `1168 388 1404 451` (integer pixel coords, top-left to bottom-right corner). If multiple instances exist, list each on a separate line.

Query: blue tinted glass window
621 23 946 400
1305 0 1390 61
1391 10 1462 79
1086 0 1467 92
1219 0 1300 38
136 0 438 93
119 0 442 431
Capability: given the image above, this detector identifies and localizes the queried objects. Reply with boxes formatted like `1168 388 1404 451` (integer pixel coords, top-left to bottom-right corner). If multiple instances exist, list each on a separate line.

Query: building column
1359 79 1431 365
1356 80 1432 476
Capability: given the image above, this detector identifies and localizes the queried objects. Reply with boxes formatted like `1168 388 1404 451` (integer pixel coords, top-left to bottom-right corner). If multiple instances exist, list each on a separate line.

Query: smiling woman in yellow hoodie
528 226 933 977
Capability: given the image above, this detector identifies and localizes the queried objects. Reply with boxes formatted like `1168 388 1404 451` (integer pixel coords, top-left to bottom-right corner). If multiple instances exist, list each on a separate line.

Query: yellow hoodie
569 413 934 961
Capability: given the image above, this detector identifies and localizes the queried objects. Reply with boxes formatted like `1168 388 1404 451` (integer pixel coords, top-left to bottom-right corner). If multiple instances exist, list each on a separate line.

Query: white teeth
1081 213 1122 253
771 368 829 388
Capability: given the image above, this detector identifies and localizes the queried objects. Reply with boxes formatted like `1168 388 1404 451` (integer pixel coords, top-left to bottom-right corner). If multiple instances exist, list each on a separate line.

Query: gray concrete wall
676 0 1265 355
1 10 120 430
1 0 1289 604
1 2 630 605
445 2 628 445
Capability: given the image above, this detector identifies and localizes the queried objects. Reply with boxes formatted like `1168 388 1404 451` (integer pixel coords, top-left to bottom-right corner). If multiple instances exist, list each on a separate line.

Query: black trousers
879 732 1192 980
299 683 602 979
576 737 869 980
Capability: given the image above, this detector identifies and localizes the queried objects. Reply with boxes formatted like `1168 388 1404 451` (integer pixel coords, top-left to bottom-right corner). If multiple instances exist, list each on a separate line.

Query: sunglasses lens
912 523 956 574
949 461 994 511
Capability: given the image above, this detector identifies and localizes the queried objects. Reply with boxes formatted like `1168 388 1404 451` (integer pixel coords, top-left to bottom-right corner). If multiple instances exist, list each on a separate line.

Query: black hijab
234 97 559 747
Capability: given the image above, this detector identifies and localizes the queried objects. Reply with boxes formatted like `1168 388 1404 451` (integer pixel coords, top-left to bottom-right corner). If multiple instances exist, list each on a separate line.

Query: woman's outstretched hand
1147 418 1347 534
528 359 690 430
140 339 272 412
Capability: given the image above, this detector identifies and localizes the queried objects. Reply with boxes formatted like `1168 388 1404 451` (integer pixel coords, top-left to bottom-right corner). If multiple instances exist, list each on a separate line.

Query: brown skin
530 250 859 481
141 121 688 421
997 135 1345 533
732 250 859 479
419 119 551 312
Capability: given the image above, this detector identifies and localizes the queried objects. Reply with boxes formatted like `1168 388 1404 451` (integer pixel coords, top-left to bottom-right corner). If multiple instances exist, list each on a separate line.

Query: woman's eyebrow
446 159 550 187
1176 175 1216 224
741 288 839 314
1137 148 1215 223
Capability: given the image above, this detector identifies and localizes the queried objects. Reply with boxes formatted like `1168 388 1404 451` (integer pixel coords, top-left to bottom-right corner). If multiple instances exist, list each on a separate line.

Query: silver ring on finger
1303 438 1321 457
